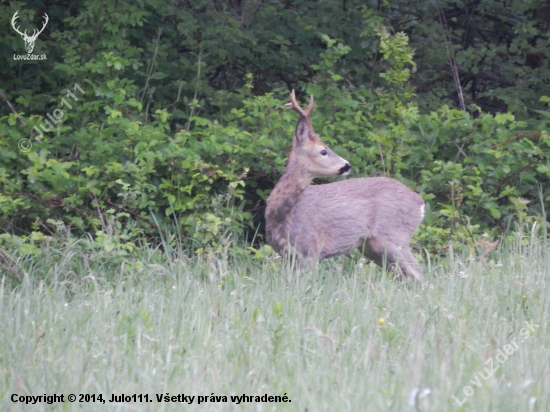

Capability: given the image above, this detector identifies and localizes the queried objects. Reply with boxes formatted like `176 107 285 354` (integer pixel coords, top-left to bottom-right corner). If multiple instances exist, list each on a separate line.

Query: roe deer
265 90 424 281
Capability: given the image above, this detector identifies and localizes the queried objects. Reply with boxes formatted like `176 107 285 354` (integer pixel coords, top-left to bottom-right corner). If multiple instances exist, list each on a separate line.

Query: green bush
1 10 549 261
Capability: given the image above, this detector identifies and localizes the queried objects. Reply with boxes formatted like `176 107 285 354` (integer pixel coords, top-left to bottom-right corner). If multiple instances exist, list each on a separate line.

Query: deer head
11 11 49 54
285 89 351 180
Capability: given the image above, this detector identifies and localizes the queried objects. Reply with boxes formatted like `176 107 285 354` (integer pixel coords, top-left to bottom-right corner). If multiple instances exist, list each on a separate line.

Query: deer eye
320 149 328 156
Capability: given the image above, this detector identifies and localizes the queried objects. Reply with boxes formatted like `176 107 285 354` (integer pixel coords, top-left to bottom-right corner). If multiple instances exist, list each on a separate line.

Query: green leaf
489 208 501 219
495 113 515 124
150 72 167 80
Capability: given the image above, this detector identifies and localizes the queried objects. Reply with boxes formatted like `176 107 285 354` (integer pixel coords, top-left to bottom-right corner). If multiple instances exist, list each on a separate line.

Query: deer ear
294 118 310 145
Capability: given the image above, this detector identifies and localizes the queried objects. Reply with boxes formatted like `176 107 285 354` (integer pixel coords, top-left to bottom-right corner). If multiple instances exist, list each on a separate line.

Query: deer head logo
11 11 49 54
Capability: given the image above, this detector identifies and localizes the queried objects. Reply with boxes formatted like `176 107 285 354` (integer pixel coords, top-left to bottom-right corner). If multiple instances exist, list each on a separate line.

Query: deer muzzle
339 163 351 175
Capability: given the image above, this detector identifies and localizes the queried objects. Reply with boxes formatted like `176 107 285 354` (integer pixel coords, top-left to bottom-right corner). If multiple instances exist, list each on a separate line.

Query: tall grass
0 230 549 411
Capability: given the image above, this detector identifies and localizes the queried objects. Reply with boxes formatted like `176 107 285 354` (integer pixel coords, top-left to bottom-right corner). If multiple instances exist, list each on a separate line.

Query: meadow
0 231 548 412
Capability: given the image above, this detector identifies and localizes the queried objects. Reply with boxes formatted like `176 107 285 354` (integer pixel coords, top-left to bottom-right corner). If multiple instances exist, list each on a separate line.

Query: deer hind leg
394 246 423 282
360 235 422 282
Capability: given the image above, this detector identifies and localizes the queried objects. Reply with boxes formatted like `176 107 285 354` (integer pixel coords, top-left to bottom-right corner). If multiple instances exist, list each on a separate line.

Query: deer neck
265 159 312 249
278 159 312 191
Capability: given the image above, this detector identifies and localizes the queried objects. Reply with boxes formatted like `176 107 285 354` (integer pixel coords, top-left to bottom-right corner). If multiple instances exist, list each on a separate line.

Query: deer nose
339 163 351 175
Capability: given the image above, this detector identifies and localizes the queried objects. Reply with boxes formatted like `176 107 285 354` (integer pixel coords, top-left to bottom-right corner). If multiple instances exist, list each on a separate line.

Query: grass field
1 232 549 412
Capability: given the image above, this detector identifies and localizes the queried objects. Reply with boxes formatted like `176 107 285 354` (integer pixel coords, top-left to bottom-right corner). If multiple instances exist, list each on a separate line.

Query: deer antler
285 89 314 118
11 11 26 37
11 11 48 40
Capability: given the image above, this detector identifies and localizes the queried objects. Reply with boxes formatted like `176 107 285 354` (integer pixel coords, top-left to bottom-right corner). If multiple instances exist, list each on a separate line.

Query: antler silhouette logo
11 11 49 54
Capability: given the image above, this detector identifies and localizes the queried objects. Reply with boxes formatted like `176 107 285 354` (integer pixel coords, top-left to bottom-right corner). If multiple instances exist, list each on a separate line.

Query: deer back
288 177 424 260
